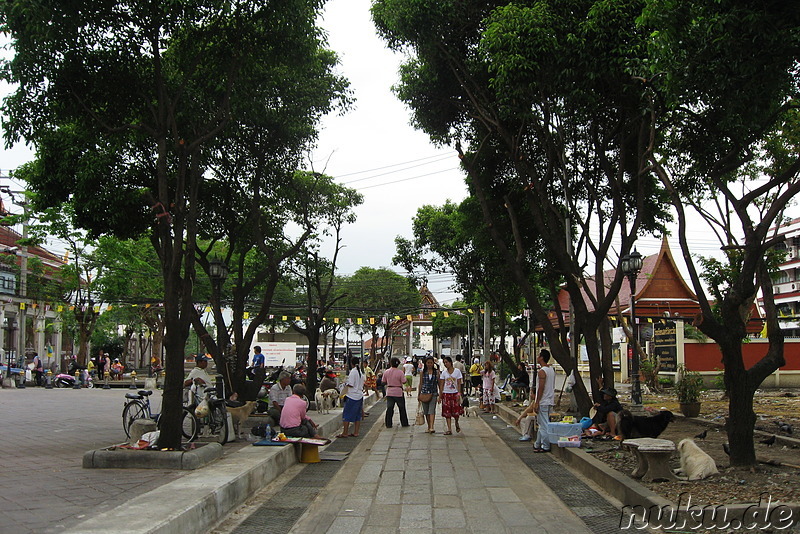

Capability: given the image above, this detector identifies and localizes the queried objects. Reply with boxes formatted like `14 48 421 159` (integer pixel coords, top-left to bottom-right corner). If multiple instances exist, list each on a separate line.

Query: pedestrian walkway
273 403 594 534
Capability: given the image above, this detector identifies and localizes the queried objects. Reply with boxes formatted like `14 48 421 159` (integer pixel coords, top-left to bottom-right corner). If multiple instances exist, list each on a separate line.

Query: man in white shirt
269 371 293 425
184 355 213 405
532 350 556 452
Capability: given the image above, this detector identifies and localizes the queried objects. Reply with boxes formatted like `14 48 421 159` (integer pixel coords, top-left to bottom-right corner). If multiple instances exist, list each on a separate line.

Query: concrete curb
498 402 800 528
82 442 223 470
66 392 377 534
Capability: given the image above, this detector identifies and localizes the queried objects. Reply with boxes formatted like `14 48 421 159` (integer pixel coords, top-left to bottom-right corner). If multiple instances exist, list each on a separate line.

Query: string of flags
8 300 679 327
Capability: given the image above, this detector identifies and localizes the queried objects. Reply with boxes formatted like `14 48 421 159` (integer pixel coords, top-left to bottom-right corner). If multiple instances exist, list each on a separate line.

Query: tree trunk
306 328 319 399
726 372 757 467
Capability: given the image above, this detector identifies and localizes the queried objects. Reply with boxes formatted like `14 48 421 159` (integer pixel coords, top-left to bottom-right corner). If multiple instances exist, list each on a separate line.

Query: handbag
418 392 433 403
415 404 425 425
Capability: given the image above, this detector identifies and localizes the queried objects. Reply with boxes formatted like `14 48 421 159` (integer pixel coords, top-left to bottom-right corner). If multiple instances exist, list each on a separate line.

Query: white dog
315 390 329 414
465 406 480 418
315 389 339 414
677 438 719 480
322 389 339 411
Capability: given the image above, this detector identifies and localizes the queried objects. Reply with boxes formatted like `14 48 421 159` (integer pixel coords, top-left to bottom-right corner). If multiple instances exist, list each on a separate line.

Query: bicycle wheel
122 401 148 438
181 407 199 442
209 404 229 444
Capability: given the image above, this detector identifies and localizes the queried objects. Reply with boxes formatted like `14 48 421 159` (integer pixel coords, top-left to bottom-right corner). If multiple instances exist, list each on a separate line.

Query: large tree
1 0 348 447
373 0 670 413
640 1 800 467
189 171 361 399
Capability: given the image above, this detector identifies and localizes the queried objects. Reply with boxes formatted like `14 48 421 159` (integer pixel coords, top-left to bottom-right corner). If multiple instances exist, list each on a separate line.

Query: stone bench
622 437 678 482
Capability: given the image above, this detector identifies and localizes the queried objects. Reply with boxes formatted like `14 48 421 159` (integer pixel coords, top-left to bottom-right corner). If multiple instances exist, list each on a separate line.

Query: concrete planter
83 442 223 470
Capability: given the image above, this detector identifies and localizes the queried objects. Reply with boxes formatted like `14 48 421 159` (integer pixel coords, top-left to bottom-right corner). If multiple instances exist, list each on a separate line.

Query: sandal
444 430 452 435
336 434 349 438
533 448 550 453
455 423 461 433
349 433 358 437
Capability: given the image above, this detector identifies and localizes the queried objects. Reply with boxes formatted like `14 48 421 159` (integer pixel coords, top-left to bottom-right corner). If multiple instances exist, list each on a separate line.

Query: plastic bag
195 399 210 418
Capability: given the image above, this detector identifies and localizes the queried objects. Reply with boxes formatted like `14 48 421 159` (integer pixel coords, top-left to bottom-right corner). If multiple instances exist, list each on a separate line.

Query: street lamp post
621 248 644 407
208 258 228 396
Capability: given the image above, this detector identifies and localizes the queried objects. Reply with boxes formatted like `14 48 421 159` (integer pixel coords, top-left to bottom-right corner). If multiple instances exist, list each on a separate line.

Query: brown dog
227 400 257 440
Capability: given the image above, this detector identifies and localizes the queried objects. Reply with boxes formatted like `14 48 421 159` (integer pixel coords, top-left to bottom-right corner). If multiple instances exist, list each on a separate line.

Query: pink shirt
383 367 406 397
279 395 308 428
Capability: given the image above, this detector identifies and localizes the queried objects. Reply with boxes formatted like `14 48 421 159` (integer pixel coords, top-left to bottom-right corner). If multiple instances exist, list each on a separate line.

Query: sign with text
653 322 677 372
251 342 296 368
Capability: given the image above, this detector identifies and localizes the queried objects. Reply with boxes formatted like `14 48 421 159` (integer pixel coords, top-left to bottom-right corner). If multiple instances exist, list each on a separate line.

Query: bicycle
122 389 198 441
191 386 229 444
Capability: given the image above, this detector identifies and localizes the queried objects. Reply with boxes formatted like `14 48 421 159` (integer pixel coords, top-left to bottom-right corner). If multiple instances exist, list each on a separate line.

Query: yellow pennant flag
69 305 75 311
357 318 363 325
205 306 212 312
334 317 340 324
93 305 100 312
431 312 437 317
243 312 249 319
282 316 287 321
295 316 301 321
107 305 113 311
467 308 473 314
394 315 400 320
145 303 151 308
407 315 412 321
369 317 375 325
57 305 63 312
19 302 25 310
443 311 449 317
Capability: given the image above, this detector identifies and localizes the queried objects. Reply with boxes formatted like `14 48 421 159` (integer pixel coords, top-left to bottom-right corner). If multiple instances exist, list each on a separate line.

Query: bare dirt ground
500 388 800 506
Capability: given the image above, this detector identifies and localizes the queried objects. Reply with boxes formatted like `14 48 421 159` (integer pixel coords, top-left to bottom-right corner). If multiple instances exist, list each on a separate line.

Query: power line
334 153 454 179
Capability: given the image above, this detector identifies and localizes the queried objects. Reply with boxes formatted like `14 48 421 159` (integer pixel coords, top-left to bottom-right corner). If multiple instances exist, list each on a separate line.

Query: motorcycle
53 370 93 388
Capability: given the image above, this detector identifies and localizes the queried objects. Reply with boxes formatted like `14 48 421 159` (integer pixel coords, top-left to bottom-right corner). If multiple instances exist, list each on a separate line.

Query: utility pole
483 302 490 360
17 200 28 368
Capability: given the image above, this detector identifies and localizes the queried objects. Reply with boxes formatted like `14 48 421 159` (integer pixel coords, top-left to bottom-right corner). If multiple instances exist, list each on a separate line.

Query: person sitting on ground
588 387 623 438
279 384 321 438
183 355 213 405
269 371 293 425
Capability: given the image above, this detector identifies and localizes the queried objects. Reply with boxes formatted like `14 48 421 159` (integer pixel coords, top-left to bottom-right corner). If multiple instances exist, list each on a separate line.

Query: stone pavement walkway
287 404 593 534
0 387 250 534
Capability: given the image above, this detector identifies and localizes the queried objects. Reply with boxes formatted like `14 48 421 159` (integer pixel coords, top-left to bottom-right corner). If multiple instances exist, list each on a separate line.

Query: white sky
312 0 468 305
0 1 792 309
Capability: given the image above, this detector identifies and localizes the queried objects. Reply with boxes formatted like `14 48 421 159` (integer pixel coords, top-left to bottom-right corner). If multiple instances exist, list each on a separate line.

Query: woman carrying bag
417 356 441 433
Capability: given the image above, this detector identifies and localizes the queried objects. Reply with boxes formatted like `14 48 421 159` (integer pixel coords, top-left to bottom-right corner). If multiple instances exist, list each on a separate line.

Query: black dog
618 410 674 439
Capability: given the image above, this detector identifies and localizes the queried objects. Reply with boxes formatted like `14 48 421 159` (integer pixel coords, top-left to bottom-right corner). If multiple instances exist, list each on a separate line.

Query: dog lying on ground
226 400 257 440
618 409 674 439
677 438 718 480
465 406 480 418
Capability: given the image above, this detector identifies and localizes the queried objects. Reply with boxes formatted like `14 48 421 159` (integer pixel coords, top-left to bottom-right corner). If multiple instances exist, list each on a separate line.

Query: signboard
653 322 677 372
251 342 296 368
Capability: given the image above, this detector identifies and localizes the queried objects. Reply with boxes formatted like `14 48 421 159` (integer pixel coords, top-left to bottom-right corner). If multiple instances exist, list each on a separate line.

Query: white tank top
539 365 556 406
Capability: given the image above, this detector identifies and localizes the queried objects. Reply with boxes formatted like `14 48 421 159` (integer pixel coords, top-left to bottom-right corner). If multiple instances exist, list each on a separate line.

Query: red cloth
441 392 464 418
